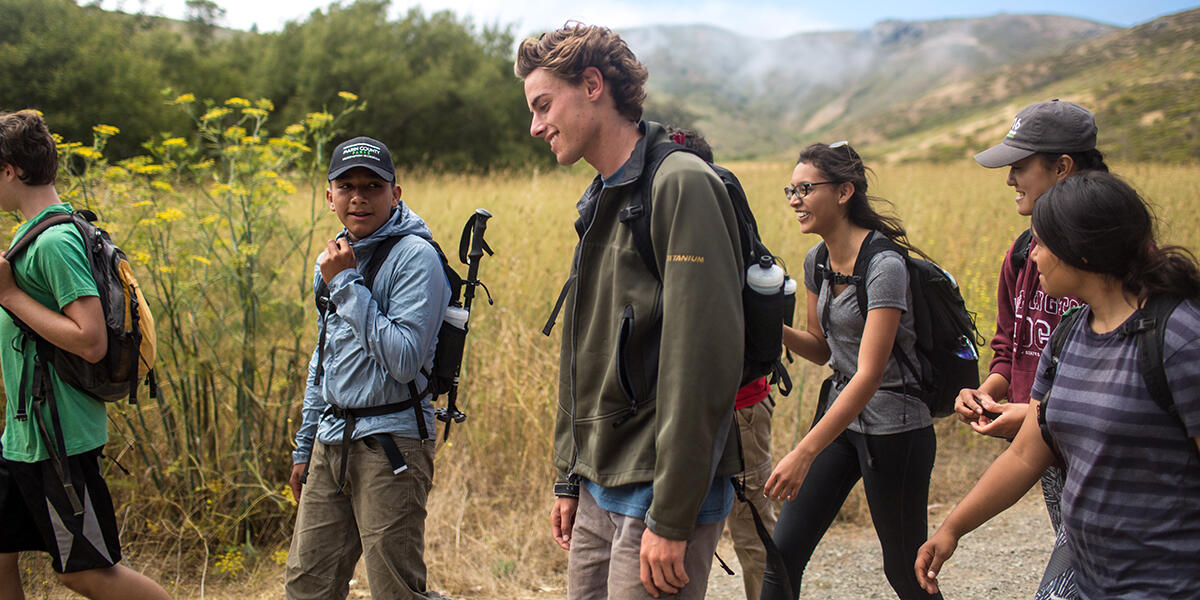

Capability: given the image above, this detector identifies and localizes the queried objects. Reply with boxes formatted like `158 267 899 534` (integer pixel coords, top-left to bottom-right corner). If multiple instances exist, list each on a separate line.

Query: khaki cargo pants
725 399 779 600
286 436 435 600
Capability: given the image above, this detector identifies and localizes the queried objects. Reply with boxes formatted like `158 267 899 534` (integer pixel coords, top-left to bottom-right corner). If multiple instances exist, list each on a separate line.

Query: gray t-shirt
803 233 931 434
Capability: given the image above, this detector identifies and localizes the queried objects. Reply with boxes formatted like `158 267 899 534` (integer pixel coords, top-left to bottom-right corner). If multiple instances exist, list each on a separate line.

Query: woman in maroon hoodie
956 100 1108 599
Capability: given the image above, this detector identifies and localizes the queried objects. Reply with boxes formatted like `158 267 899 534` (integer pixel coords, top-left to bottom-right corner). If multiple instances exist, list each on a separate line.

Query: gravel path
180 491 1052 600
704 489 1052 600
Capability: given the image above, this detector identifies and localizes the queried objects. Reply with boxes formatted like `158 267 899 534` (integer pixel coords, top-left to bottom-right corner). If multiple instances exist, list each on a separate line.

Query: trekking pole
435 209 494 440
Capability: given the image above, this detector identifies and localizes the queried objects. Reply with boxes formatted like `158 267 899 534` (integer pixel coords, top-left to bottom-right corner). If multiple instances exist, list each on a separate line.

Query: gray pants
285 436 436 600
568 485 724 600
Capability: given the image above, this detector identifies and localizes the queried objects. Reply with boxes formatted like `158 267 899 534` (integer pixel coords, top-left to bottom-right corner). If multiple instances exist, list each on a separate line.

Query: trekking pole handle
468 209 492 262
461 209 494 311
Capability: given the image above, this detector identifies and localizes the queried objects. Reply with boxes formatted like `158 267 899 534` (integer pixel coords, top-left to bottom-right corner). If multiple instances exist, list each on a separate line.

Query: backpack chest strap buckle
1119 317 1157 337
618 203 644 223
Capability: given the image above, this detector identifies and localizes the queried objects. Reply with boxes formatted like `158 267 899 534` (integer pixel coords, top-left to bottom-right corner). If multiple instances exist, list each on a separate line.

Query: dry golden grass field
12 160 1200 599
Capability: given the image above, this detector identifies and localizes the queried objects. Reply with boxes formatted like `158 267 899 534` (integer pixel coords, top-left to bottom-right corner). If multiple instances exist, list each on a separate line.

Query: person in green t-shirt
0 110 169 599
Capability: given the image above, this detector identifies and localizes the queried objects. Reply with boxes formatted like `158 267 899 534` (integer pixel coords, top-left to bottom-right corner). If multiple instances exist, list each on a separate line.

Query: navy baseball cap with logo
974 100 1097 168
328 136 395 182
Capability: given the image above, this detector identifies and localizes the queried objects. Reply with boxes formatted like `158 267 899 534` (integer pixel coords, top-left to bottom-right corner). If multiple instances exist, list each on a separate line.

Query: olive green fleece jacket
554 121 745 540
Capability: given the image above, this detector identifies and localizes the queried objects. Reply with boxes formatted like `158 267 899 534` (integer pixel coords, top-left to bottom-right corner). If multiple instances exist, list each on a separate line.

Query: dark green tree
0 0 549 169
254 1 549 170
0 0 172 156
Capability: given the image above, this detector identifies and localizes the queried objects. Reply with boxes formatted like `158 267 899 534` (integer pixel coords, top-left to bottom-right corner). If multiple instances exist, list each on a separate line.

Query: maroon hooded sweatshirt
989 234 1084 404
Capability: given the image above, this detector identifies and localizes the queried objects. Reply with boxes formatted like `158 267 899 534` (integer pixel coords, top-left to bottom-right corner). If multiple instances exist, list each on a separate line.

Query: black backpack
814 235 983 417
4 208 157 516
1037 295 1193 459
1010 228 1034 271
541 141 794 396
629 145 793 395
5 209 157 407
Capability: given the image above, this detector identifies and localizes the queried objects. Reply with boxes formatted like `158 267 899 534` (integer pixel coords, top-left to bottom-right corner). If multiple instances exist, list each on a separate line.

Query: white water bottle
783 276 797 296
746 256 785 295
444 306 469 330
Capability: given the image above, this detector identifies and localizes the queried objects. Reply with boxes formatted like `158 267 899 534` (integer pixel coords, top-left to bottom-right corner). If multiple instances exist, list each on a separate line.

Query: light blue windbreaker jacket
292 204 451 465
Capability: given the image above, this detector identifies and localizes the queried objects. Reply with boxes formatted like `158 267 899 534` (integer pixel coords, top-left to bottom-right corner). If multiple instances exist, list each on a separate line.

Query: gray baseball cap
974 100 1097 168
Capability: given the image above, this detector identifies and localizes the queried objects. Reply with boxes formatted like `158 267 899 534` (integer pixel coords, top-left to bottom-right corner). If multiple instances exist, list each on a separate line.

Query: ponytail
1128 242 1200 301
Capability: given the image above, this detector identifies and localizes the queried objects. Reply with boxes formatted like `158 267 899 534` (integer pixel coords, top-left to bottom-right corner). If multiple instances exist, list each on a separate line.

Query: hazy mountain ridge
865 8 1200 163
618 11 1197 161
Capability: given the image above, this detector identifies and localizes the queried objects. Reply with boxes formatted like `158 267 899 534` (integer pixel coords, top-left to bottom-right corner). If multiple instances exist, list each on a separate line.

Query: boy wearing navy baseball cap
286 136 451 600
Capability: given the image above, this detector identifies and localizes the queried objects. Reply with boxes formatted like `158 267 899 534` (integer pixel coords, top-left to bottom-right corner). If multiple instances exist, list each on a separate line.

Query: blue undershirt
583 477 734 526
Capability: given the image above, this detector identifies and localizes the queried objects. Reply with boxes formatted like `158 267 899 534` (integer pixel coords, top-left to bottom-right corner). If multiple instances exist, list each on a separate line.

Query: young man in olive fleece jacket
515 23 745 600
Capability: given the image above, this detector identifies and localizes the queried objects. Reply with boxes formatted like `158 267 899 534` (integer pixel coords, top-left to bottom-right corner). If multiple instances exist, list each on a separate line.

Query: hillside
865 8 1200 163
621 14 1116 159
623 9 1200 163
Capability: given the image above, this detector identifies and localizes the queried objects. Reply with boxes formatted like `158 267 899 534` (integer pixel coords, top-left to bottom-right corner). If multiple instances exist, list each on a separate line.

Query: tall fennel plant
53 92 364 550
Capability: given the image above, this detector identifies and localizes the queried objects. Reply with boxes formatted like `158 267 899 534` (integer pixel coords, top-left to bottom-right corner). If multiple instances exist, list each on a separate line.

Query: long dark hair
1033 172 1200 301
797 142 928 259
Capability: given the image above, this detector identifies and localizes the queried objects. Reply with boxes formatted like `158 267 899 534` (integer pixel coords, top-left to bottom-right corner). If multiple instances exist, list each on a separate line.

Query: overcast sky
98 0 1198 38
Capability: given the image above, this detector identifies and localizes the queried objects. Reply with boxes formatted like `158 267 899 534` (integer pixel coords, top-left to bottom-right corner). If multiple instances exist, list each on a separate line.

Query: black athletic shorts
0 447 123 573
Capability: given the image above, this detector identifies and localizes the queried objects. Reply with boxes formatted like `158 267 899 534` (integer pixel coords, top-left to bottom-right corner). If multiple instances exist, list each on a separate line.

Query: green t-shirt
0 203 105 462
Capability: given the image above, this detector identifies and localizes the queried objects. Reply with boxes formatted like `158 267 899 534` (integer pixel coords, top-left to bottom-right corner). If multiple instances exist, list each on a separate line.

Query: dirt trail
704 489 1051 600
78 490 1049 599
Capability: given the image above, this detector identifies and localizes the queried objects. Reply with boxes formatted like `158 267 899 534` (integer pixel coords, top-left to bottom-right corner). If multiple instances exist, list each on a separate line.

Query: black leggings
760 426 941 600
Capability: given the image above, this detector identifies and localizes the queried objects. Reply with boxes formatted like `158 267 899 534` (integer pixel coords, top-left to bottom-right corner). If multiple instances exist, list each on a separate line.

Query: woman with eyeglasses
955 100 1109 599
916 172 1200 599
760 142 941 599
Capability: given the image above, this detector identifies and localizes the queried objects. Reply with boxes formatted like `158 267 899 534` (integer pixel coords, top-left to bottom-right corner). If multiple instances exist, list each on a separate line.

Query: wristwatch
553 480 580 498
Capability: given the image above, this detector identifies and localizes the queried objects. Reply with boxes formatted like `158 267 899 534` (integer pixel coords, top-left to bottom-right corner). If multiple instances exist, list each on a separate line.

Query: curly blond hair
514 22 648 123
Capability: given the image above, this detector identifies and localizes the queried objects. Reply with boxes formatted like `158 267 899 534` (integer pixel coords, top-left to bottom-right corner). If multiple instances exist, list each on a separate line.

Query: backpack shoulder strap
1038 305 1086 453
813 242 829 283
1010 228 1033 271
5 213 77 263
619 141 704 283
314 234 406 315
1126 295 1184 419
814 242 830 334
1045 305 1086 381
427 239 463 305
850 234 905 318
709 163 767 263
361 235 405 291
3 212 83 338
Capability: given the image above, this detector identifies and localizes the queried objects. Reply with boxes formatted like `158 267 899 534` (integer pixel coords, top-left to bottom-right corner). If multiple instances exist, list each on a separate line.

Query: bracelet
553 481 580 498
